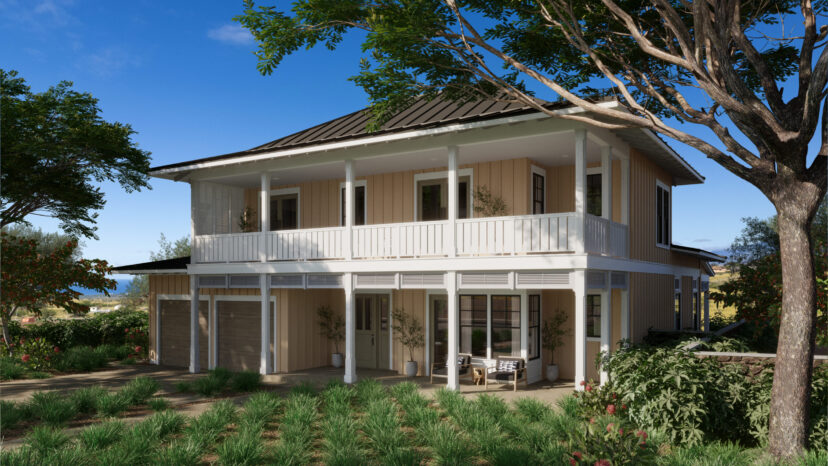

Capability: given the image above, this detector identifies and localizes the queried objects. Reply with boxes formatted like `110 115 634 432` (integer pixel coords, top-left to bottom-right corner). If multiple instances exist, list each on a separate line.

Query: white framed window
586 294 602 339
270 187 300 230
586 167 602 216
339 180 367 226
656 180 671 247
531 166 546 215
413 169 473 221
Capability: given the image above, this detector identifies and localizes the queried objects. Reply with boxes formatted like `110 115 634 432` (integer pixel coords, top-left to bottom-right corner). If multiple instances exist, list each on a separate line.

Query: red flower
606 404 616 415
45 356 50 361
54 346 60 353
134 346 142 353
21 354 30 362
618 428 624 435
585 385 592 392
621 404 627 410
579 380 586 386
572 451 583 460
640 441 647 448
570 459 576 466
589 418 595 424
594 460 611 466
125 328 130 333
606 423 614 433
612 393 617 399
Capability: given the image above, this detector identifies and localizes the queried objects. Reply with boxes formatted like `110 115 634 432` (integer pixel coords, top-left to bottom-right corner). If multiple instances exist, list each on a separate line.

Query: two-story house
114 97 724 389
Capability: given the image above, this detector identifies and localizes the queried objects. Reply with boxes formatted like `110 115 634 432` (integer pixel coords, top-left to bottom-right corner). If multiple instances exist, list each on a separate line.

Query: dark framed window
656 184 670 246
532 173 545 214
459 295 487 357
270 193 298 230
586 294 601 338
587 173 602 216
341 185 366 226
692 289 699 331
417 176 470 221
529 295 540 360
491 295 520 357
674 292 682 330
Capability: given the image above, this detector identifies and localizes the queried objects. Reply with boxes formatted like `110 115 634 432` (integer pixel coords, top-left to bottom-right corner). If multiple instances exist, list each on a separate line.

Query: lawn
3 379 825 465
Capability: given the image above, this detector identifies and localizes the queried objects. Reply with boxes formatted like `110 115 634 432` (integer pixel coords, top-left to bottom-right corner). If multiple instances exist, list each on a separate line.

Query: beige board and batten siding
629 272 674 343
391 290 427 376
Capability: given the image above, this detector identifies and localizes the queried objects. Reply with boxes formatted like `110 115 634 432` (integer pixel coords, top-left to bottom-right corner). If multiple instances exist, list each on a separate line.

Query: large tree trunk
768 188 821 457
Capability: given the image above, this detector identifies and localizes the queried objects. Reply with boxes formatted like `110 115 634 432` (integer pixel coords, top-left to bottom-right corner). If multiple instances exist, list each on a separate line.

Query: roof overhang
112 256 190 275
671 244 727 263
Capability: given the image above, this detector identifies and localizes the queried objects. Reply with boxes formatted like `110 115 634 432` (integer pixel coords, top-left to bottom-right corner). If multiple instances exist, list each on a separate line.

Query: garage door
159 300 208 369
217 301 274 372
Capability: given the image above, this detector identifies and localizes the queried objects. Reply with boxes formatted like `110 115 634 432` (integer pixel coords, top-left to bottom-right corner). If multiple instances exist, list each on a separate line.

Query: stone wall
695 351 828 377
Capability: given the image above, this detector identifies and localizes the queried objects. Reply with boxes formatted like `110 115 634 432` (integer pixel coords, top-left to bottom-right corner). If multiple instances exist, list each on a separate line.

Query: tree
1 224 83 261
124 234 191 305
0 232 115 354
237 1 827 456
0 69 151 239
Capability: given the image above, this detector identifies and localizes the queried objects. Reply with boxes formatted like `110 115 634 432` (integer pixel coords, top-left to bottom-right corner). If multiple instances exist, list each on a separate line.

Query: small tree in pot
391 308 424 377
317 305 344 368
542 309 569 382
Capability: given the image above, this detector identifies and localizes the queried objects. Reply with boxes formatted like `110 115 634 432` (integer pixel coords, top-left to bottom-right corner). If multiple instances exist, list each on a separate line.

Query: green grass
0 357 26 380
54 346 109 372
28 391 78 426
231 370 262 392
272 393 318 464
69 386 107 415
147 397 171 411
1 400 30 430
96 392 131 417
120 376 159 404
24 425 70 457
77 419 125 450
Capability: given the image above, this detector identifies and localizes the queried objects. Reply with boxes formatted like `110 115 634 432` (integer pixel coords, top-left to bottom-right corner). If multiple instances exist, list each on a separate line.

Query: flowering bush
14 337 57 371
567 416 656 465
124 327 148 359
574 380 627 421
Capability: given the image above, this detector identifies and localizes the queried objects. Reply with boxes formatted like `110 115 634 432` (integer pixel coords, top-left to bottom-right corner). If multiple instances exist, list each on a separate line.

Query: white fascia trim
150 102 622 177
213 294 277 302
113 269 187 275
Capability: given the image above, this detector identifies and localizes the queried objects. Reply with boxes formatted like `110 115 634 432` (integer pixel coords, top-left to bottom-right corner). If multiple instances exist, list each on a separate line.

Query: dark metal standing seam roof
151 97 571 172
112 256 191 273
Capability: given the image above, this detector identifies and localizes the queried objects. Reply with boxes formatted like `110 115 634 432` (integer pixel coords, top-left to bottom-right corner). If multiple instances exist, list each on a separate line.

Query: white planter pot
331 353 344 368
404 361 418 377
546 364 559 382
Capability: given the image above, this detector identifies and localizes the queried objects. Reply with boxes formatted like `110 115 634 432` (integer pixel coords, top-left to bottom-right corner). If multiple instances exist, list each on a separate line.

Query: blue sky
2 0 794 266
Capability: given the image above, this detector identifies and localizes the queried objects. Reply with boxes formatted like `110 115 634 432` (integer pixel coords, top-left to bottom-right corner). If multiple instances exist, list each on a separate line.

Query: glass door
431 295 448 366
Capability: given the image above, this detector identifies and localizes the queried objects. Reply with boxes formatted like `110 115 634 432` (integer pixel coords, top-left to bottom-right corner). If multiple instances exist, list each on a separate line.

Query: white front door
355 295 377 369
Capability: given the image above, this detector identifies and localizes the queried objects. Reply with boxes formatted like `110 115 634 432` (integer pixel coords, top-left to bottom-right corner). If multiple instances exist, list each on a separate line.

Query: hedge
6 310 148 350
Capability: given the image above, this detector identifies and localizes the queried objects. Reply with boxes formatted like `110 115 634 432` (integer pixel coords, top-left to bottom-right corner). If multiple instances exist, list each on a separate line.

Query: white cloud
81 46 142 78
207 23 253 45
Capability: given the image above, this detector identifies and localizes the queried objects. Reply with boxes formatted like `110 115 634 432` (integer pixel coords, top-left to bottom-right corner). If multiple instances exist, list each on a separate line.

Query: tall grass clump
69 386 107 414
152 438 203 466
241 392 282 426
183 400 237 450
272 393 318 465
362 397 418 464
55 346 108 372
1 400 29 430
355 378 387 406
148 397 170 411
121 376 159 404
216 427 265 465
418 421 474 465
78 419 125 450
290 381 317 397
24 425 69 457
28 391 77 426
0 357 25 380
230 370 262 392
96 392 130 417
319 383 364 465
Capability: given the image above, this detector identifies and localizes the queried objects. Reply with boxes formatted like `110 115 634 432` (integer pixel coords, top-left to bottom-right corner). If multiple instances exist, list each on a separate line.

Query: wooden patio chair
484 356 528 392
430 353 473 384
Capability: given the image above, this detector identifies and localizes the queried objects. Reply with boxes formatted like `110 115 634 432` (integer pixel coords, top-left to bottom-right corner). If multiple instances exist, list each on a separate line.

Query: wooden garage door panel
217 301 272 372
159 300 208 369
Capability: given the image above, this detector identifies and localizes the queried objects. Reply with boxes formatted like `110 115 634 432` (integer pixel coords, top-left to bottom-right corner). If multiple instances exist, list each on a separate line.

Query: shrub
242 392 281 425
24 425 69 457
28 391 77 426
154 439 203 466
148 397 170 412
70 386 107 414
121 376 159 404
567 416 657 465
15 337 58 371
216 430 265 465
0 356 25 380
1 400 29 430
96 392 130 417
7 310 148 350
78 420 125 450
55 346 108 372
419 421 474 465
231 370 262 392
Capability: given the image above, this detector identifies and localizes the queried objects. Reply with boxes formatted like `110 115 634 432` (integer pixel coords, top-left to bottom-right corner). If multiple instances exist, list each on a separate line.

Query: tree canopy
0 69 151 238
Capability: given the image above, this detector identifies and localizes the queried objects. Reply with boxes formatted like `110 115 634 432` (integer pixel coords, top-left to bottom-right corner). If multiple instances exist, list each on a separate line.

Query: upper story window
270 188 299 230
532 167 546 215
415 171 471 221
340 182 366 226
587 172 602 216
656 181 670 247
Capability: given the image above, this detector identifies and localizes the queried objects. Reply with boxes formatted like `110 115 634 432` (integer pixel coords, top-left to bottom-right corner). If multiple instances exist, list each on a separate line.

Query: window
528 295 540 360
656 182 670 246
270 192 298 230
692 281 699 331
586 294 601 338
459 295 487 357
340 184 366 226
587 173 602 216
674 292 682 330
491 296 521 357
532 172 545 214
416 175 471 221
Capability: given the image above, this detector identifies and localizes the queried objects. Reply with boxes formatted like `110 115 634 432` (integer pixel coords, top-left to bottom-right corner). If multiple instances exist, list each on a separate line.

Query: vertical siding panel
393 172 404 223
501 159 514 215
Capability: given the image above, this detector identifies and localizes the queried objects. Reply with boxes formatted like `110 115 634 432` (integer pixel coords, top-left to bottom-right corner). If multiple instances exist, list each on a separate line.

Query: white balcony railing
192 213 629 263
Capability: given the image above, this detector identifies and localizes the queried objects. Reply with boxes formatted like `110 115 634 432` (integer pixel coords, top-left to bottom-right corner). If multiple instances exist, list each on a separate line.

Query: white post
446 271 459 390
190 181 198 262
573 270 586 389
601 146 613 221
260 274 271 375
621 287 630 342
520 289 528 361
447 146 458 258
344 273 356 383
189 275 200 374
344 160 354 261
260 173 270 262
600 282 611 385
574 130 587 253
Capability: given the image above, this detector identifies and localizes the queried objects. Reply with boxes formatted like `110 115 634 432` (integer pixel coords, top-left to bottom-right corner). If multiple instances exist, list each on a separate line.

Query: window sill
586 337 601 342
656 243 671 250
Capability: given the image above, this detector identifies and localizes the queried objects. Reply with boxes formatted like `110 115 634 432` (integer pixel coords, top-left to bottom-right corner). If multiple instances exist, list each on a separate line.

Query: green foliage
317 305 345 354
6 309 148 352
216 428 265 465
69 386 107 414
55 345 109 372
24 425 69 457
78 419 125 450
391 308 424 362
1 400 29 430
12 337 58 371
96 392 130 418
242 392 282 425
0 355 25 380
28 391 77 426
231 371 262 392
567 416 657 465
0 69 150 238
473 185 508 217
542 309 569 364
147 397 170 412
273 393 318 465
121 376 159 404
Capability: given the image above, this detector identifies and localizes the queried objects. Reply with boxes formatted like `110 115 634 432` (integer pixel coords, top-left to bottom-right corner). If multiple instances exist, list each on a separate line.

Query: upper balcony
186 124 631 266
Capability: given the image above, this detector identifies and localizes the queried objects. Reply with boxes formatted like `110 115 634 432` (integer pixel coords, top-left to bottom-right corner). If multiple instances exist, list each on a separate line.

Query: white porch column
344 160 354 260
621 287 630 342
600 280 611 385
447 146 458 258
446 271 459 389
260 274 271 375
344 273 356 383
260 173 270 262
520 289 529 361
189 275 200 374
601 146 613 221
574 130 587 253
573 270 587 389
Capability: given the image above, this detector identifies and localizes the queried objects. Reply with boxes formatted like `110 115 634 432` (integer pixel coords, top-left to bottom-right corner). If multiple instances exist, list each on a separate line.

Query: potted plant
542 309 569 382
238 206 257 233
391 308 424 377
317 305 345 368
